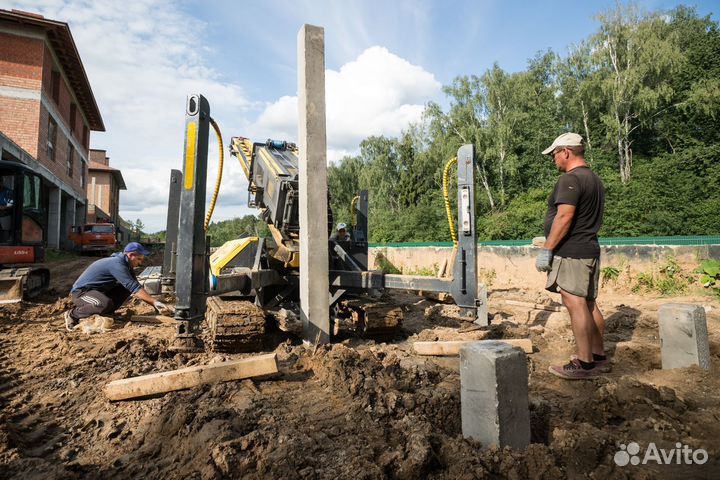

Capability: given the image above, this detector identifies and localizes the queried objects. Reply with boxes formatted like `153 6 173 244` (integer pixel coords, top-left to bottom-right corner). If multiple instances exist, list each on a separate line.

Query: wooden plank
129 315 176 325
104 353 278 401
499 299 565 312
413 339 533 356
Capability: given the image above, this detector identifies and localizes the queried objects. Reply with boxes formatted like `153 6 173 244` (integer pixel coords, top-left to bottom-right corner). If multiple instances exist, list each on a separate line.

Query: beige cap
542 132 584 155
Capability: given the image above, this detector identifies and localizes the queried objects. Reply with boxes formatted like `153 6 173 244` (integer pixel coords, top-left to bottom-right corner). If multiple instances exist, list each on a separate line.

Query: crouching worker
64 242 173 331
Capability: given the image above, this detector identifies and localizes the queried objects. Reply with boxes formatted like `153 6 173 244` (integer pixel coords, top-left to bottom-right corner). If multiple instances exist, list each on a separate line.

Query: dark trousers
70 285 131 320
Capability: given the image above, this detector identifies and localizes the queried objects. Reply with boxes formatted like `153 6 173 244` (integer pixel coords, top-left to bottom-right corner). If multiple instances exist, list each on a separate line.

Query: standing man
64 242 172 331
536 133 607 379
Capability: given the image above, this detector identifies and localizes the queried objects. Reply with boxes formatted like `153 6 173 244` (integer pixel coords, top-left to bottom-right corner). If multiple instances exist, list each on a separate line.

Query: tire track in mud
0 300 97 479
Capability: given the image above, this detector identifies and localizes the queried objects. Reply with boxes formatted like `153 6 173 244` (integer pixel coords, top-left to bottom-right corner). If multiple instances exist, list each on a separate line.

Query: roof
0 9 105 131
89 160 126 189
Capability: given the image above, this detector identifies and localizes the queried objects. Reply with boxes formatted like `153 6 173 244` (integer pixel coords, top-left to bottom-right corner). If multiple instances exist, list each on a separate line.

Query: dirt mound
1 257 720 478
33 296 73 317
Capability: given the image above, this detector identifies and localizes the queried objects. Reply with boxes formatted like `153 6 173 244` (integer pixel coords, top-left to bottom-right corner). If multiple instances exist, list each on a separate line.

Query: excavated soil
1 256 720 479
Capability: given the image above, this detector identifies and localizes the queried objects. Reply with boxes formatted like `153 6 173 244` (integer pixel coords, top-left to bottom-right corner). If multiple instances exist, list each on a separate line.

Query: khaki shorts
545 256 600 300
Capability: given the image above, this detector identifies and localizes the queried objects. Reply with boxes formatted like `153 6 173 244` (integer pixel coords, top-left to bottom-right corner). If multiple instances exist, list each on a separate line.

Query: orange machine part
0 245 34 263
22 216 43 243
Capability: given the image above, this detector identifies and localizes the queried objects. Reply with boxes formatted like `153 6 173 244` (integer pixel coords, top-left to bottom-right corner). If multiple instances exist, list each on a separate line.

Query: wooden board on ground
129 315 176 325
413 339 533 356
104 353 278 401
499 300 565 312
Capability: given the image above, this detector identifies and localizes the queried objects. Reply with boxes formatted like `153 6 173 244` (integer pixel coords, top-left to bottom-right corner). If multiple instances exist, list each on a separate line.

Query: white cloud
251 46 441 156
7 2 441 232
6 0 258 231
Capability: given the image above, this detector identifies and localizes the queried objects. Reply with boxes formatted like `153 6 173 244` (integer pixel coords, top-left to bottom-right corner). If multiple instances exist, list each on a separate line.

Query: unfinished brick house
86 148 126 225
0 9 105 250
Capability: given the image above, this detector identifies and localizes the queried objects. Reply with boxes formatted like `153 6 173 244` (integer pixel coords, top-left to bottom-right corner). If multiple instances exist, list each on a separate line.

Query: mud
1 256 719 479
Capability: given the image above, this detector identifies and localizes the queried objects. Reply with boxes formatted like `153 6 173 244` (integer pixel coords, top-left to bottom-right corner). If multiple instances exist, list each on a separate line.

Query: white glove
154 301 174 314
535 248 554 272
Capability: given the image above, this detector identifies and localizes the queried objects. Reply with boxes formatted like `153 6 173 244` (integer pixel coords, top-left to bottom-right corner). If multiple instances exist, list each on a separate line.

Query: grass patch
403 265 437 277
45 249 80 263
374 253 401 274
696 258 720 298
601 266 621 286
632 256 691 295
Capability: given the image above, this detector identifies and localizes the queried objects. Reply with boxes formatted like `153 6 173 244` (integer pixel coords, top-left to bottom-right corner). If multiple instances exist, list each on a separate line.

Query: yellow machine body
209 237 259 277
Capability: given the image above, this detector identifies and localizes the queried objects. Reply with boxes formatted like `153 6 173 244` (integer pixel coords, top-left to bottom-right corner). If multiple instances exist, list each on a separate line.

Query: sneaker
549 358 601 380
64 311 79 332
571 354 612 373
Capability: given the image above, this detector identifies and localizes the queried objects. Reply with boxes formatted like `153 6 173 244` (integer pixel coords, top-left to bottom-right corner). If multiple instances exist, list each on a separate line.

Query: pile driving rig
161 94 487 352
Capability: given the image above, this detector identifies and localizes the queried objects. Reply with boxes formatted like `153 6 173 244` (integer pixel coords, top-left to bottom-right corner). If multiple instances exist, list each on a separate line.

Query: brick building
0 9 104 249
86 148 125 225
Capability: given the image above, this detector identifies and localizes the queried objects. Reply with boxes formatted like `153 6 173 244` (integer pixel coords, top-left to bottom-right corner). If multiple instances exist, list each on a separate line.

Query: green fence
370 235 720 248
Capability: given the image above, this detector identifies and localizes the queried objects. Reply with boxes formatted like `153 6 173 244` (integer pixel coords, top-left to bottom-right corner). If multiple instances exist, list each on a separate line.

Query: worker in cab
0 176 15 243
330 222 351 243
64 242 173 331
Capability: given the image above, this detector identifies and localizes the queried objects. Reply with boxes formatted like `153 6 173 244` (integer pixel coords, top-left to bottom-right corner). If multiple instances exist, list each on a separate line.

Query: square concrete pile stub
659 304 710 370
459 340 531 449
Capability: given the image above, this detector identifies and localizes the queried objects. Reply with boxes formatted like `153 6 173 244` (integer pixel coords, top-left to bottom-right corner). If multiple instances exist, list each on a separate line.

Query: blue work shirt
0 187 13 207
71 253 142 295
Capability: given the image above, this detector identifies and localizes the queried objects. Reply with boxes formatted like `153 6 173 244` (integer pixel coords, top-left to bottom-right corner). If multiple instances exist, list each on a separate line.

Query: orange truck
69 223 118 254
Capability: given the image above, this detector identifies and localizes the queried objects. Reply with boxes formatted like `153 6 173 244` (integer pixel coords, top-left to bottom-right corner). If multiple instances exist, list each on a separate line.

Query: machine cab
0 161 46 250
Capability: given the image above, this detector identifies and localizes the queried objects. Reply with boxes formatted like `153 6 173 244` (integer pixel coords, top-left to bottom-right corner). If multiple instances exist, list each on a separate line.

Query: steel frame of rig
162 94 487 352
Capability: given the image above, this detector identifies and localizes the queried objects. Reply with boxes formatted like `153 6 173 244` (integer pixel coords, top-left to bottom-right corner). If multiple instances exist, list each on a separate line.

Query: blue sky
5 0 718 231
188 0 718 102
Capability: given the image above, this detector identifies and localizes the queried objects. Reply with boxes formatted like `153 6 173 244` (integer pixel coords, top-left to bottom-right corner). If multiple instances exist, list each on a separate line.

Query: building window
81 162 86 189
70 103 77 134
47 117 57 161
82 125 89 150
67 140 74 178
51 70 60 104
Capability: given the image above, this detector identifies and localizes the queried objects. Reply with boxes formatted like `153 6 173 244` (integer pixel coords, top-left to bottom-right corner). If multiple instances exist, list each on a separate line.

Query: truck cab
69 222 117 254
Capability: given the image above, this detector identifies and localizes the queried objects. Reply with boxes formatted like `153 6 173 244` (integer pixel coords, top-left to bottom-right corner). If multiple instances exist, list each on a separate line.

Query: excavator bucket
0 267 50 303
0 276 23 303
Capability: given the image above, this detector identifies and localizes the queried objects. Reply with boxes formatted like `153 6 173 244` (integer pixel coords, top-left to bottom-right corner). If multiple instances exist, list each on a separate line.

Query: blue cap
337 223 347 230
124 242 150 255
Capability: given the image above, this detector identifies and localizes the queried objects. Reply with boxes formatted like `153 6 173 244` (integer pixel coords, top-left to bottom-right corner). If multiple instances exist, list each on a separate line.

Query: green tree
556 41 604 154
206 215 269 247
592 4 685 183
653 6 720 151
328 4 720 242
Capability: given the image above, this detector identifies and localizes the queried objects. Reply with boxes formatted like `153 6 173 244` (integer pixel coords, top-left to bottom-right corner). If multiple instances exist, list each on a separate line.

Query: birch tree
593 5 684 183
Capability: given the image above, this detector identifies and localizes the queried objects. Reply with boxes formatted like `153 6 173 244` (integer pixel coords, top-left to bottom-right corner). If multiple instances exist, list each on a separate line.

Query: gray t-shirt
543 166 605 259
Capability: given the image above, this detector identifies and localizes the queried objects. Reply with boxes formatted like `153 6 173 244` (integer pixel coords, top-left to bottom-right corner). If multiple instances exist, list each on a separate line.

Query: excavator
158 94 487 352
0 160 50 303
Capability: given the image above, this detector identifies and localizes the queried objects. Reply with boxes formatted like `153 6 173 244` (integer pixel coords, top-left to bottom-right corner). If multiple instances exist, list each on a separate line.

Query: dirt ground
1 255 720 479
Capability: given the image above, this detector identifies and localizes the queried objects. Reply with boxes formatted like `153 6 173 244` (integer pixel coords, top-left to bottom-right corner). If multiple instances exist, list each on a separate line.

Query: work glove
535 248 554 272
154 300 175 315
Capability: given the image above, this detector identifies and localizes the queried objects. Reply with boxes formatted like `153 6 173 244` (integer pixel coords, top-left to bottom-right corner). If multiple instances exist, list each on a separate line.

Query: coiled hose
443 157 458 246
204 117 224 232
350 195 360 227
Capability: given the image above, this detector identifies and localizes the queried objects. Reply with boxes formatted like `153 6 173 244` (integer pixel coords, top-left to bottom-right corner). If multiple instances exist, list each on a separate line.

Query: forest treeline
328 4 720 243
154 5 720 246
